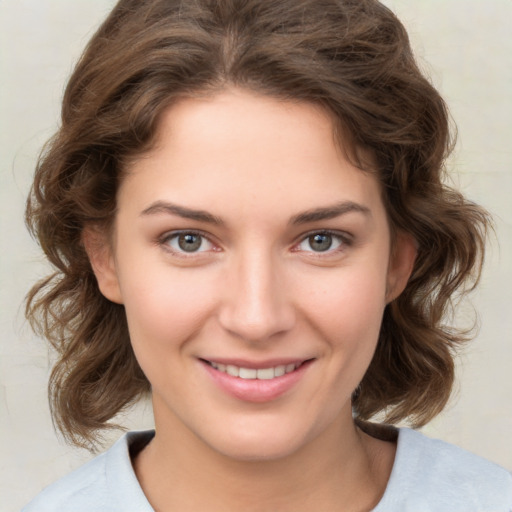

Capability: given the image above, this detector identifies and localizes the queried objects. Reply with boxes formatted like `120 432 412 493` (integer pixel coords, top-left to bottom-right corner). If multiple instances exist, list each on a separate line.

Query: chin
200 419 318 462
214 437 303 462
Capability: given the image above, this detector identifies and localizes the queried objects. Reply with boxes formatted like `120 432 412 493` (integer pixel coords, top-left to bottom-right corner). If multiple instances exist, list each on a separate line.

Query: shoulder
22 451 109 512
375 428 512 511
22 431 155 512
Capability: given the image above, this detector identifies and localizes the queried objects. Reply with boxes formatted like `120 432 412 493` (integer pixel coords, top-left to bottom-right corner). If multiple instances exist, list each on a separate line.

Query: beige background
1 1 511 510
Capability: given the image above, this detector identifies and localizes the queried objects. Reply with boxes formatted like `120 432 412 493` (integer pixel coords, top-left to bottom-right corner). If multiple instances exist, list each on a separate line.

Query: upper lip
199 357 314 369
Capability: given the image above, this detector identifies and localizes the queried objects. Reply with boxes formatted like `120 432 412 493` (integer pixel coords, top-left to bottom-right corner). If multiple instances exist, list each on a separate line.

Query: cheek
296 260 388 386
117 263 219 355
301 261 388 335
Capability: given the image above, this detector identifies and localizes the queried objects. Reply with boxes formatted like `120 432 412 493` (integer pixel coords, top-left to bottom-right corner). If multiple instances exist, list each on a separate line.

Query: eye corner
158 230 219 256
292 229 353 255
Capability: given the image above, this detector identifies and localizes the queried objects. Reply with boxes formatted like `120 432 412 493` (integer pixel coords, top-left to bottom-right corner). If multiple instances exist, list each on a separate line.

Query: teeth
256 368 274 380
274 365 286 377
209 361 300 379
239 367 257 379
226 365 239 377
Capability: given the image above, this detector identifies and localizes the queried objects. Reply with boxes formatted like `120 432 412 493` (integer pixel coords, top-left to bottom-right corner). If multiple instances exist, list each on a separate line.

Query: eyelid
158 229 219 256
292 229 353 253
157 228 352 256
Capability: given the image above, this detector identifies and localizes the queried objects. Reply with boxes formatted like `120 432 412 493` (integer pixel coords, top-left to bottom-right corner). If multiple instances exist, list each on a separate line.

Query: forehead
120 88 385 225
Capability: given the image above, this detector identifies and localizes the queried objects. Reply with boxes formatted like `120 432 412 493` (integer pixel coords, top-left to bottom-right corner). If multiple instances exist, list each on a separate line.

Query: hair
26 0 489 449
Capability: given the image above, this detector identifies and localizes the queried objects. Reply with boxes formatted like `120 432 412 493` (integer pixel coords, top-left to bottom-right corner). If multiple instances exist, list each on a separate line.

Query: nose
217 250 296 343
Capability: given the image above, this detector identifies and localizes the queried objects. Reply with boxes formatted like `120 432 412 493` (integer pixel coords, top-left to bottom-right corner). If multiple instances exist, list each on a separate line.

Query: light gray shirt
23 428 512 511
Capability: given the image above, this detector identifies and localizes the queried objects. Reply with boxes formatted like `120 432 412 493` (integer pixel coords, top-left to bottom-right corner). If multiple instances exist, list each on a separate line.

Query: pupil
178 233 202 252
310 233 332 251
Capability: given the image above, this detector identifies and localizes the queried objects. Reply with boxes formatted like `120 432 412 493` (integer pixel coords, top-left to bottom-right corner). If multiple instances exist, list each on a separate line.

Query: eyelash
158 230 217 257
158 229 352 257
294 230 353 255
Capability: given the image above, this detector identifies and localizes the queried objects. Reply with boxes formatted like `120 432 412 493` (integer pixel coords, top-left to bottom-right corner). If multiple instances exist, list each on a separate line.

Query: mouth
199 357 314 402
202 360 308 380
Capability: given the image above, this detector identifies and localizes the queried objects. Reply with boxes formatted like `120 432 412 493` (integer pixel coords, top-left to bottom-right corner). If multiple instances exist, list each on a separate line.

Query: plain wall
1 1 511 510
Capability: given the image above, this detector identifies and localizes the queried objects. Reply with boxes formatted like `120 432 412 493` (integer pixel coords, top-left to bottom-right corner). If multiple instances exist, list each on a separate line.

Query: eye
296 231 347 253
161 231 215 254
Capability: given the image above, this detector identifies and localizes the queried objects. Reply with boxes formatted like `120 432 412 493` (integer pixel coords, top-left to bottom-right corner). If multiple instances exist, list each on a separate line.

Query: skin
87 88 416 511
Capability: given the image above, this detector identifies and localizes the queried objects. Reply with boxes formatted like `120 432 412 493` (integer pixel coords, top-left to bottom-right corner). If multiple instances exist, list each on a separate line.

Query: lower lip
201 360 313 403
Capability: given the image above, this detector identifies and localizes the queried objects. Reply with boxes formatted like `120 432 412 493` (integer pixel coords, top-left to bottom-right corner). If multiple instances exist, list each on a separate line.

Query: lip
200 358 314 403
201 357 308 369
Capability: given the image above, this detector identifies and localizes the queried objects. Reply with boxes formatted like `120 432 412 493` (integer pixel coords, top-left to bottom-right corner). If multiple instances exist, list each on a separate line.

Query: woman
22 0 512 510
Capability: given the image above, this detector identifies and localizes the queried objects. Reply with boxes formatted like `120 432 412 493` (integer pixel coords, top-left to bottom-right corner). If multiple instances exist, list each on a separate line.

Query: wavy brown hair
26 0 489 449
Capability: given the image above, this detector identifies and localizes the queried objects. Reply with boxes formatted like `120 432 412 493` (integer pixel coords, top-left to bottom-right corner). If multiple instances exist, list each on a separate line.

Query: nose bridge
218 244 295 342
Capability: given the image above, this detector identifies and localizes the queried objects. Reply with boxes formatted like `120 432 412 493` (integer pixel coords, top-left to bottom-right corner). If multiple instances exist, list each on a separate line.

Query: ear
82 225 123 304
386 231 417 303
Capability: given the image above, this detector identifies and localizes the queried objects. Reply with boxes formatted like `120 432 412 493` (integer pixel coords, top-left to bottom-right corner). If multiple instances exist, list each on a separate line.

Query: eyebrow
140 200 371 226
289 201 371 225
140 201 224 225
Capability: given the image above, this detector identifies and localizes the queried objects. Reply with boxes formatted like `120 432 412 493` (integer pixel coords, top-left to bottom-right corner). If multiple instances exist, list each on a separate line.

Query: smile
200 358 313 402
206 361 301 380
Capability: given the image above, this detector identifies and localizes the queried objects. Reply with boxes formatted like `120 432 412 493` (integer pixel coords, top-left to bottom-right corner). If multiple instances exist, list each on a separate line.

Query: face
90 89 414 461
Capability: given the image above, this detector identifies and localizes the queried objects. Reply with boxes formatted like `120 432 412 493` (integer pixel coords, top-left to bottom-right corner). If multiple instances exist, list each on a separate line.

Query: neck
134 411 394 512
